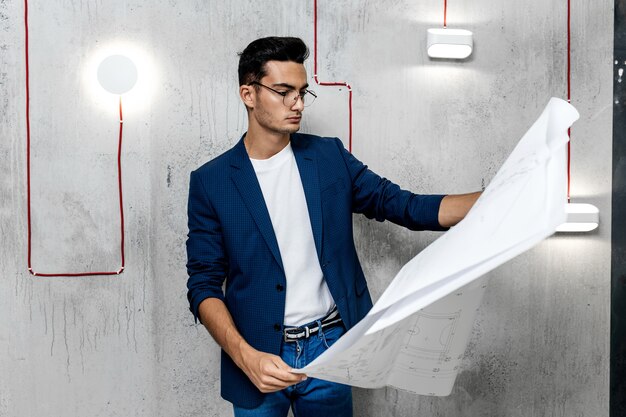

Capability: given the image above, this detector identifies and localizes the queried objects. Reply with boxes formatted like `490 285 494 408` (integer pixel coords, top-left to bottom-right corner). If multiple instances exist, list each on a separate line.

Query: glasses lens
304 91 316 107
282 90 316 107
283 90 297 107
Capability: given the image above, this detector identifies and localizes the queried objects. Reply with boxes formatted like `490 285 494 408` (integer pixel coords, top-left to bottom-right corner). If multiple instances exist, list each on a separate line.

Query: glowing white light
427 28 473 59
84 41 158 114
97 55 137 94
555 203 599 232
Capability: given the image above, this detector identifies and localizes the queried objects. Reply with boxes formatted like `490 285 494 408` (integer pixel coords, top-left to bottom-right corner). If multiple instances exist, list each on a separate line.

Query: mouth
286 115 302 123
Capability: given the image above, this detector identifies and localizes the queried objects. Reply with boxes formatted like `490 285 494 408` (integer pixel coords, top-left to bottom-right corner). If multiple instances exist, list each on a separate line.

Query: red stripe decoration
313 0 354 152
566 0 572 202
24 0 125 277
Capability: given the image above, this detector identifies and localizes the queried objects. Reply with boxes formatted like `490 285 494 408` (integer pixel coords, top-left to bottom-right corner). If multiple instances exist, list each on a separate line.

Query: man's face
248 60 308 136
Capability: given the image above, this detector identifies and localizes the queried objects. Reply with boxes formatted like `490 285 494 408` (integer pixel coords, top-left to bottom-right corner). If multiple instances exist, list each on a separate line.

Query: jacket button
276 284 284 292
274 324 281 331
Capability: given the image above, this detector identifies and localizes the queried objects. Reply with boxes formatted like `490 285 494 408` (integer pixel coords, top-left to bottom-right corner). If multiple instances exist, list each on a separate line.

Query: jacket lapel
229 137 284 270
291 134 323 260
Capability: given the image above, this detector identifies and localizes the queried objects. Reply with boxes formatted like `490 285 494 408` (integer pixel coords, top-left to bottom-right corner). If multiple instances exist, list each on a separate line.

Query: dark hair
238 37 310 86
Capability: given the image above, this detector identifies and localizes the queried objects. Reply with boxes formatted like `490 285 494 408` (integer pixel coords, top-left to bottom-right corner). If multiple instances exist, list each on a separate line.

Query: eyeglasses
249 81 317 107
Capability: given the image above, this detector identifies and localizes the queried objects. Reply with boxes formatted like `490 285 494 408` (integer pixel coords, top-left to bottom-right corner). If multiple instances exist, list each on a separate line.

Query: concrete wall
0 0 612 416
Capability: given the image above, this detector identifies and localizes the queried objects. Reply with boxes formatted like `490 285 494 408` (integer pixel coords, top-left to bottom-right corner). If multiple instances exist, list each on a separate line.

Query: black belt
283 307 342 342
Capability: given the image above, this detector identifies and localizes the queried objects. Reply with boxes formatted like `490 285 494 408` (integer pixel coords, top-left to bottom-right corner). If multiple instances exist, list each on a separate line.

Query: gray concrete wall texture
0 0 613 416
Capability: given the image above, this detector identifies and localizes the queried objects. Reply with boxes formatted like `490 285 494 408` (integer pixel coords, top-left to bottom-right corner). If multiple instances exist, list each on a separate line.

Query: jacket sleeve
334 138 448 231
186 170 228 323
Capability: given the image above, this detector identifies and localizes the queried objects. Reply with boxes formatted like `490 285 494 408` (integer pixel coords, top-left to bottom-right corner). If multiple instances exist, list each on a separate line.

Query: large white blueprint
291 98 579 396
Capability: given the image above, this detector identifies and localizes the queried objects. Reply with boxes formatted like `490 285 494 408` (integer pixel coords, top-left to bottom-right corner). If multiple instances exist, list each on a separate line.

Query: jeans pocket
321 332 331 349
320 325 344 350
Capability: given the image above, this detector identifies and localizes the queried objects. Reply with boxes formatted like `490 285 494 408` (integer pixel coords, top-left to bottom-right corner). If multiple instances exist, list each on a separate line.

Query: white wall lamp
427 0 473 59
97 54 138 95
556 203 600 233
427 28 473 59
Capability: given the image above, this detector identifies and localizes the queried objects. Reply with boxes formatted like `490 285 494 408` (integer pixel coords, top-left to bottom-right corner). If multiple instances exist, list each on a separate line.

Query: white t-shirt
250 143 335 326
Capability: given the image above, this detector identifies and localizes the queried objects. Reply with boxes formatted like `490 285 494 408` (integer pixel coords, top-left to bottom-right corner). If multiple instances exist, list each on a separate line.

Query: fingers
255 374 296 393
264 356 306 384
241 349 308 393
254 370 302 393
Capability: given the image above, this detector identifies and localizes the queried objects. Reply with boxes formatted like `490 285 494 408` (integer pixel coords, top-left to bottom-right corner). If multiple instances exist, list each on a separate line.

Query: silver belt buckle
283 327 299 343
283 324 315 342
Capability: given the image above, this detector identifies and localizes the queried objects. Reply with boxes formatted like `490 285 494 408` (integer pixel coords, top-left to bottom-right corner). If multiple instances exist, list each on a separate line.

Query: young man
186 36 480 416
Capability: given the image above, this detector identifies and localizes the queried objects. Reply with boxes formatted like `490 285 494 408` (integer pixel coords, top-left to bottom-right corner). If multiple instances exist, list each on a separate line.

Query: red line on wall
566 0 571 202
24 0 125 277
313 0 354 152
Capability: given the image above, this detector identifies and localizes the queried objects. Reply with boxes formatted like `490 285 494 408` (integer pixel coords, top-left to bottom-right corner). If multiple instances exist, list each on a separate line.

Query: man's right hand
240 345 307 393
197 298 306 393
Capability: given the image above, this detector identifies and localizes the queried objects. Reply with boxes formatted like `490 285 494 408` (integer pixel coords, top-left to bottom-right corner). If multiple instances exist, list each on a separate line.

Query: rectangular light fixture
427 28 473 59
555 203 600 232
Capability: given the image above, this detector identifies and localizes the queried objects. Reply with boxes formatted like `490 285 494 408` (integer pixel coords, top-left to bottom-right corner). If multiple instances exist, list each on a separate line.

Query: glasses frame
249 81 317 107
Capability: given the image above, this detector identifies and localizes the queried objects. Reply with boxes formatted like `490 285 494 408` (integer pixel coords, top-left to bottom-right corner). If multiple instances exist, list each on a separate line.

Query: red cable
313 0 353 152
118 97 126 271
566 0 571 202
24 0 31 270
444 0 448 28
24 0 125 277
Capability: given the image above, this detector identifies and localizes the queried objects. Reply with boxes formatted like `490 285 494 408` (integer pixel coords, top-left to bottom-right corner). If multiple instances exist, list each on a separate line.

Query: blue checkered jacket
186 133 445 408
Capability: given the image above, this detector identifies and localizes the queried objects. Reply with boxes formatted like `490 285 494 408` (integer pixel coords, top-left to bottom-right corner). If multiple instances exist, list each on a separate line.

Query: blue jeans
233 322 353 417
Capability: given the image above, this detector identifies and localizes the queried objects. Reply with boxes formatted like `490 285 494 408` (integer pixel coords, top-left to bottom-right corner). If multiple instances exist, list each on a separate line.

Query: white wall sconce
556 203 600 232
427 28 473 59
97 54 138 95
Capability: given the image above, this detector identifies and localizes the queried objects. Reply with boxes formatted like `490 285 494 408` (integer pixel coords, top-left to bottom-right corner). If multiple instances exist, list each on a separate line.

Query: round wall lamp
97 54 138 94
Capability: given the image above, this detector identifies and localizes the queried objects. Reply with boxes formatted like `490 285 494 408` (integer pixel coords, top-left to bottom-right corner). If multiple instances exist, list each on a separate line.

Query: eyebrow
271 82 310 90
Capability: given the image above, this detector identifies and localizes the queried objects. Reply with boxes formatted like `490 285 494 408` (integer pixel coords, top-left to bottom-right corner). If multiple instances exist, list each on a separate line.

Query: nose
291 95 305 111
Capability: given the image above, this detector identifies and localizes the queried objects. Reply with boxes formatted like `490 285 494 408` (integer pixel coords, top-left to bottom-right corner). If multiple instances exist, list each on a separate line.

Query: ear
240 84 255 110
